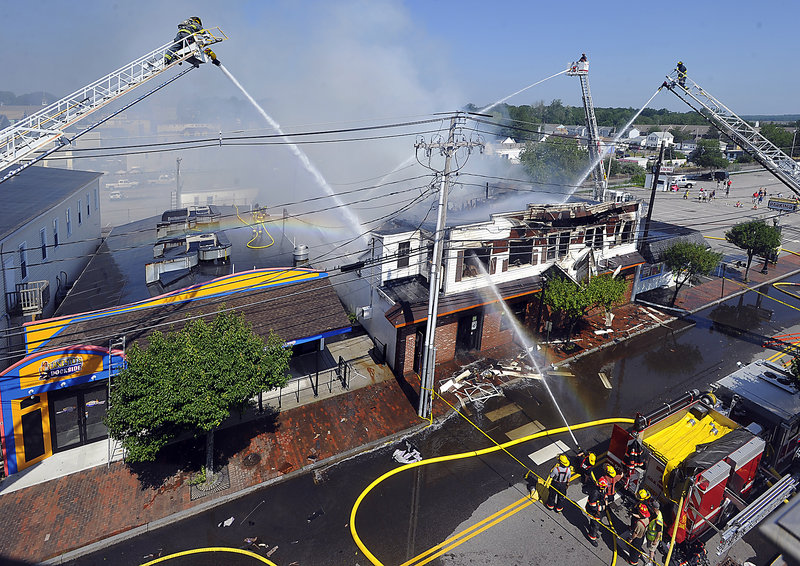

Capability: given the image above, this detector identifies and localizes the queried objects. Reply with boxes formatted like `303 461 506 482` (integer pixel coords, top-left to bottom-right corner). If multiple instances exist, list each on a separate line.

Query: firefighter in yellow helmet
165 17 204 66
578 450 597 486
599 462 621 506
545 454 572 513
677 61 687 88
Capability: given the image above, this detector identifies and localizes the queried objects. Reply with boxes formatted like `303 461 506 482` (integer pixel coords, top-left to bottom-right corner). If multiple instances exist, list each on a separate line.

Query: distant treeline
0 91 58 106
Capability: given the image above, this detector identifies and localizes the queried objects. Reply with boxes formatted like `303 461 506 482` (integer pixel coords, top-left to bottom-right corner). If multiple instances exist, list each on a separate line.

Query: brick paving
4 253 800 564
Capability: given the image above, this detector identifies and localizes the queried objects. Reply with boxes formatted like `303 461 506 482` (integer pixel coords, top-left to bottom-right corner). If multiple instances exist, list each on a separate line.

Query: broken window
461 246 491 278
509 239 534 266
621 221 633 244
397 241 410 268
546 232 570 261
585 226 605 249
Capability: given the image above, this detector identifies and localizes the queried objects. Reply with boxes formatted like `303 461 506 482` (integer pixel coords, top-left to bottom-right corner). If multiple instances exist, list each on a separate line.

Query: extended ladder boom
664 71 800 197
0 27 226 179
568 58 606 202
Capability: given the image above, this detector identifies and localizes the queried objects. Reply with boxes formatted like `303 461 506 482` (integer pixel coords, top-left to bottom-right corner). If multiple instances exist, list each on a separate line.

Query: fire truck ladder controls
0 27 227 184
663 70 800 197
567 57 606 202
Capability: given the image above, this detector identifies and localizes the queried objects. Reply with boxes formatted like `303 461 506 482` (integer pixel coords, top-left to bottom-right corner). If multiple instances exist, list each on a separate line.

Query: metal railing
264 356 352 409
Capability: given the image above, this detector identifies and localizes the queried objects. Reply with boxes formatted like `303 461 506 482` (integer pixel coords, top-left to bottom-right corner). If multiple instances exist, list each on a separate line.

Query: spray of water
478 68 568 114
217 64 368 242
374 69 569 195
567 86 663 202
470 255 580 448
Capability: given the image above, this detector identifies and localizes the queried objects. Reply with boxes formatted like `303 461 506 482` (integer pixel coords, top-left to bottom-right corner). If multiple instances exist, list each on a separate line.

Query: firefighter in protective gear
645 500 664 564
599 463 621 505
623 432 646 489
585 477 607 547
677 61 687 88
578 451 597 485
627 502 650 565
637 489 651 503
165 17 204 66
545 454 572 512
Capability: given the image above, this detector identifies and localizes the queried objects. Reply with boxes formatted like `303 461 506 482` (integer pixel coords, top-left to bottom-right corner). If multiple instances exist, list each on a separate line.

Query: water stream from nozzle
471 255 579 448
216 64 367 242
567 86 663 202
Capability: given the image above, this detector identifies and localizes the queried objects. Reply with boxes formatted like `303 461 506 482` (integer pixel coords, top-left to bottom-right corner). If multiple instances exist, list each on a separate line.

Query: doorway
456 311 483 352
49 382 108 452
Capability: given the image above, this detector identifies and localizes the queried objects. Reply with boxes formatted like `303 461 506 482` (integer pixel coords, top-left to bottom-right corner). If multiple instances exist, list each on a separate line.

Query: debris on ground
392 440 422 463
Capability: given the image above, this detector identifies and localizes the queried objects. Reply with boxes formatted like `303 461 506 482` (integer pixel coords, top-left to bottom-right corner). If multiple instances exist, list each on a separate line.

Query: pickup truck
668 175 695 188
105 179 139 190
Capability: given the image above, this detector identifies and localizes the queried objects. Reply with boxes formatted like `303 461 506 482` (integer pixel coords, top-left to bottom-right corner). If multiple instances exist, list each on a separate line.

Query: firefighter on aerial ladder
165 17 203 66
676 61 687 88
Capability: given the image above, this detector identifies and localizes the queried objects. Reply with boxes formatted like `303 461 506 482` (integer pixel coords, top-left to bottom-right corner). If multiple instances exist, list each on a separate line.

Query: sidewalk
5 254 800 564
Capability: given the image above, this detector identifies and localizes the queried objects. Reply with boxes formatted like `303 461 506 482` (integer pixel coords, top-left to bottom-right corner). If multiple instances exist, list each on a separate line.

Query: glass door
51 392 81 451
83 384 108 443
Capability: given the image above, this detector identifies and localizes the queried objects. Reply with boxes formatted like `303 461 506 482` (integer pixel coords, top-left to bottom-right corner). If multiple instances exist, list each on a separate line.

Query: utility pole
641 142 665 252
416 113 483 419
175 157 183 209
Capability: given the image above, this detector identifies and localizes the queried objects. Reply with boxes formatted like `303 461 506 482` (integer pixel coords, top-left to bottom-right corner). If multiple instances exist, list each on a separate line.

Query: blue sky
2 0 797 119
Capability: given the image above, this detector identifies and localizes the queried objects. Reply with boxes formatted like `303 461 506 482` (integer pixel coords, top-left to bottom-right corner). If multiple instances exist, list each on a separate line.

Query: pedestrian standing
683 189 689 200
645 500 664 565
627 502 650 564
711 189 716 201
759 194 764 205
545 454 572 513
727 179 732 192
725 184 730 198
585 477 607 547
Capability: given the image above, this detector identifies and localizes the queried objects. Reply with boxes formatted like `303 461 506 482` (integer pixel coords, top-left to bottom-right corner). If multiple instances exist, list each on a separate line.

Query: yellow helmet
588 453 596 466
605 464 617 477
559 454 570 466
638 489 651 501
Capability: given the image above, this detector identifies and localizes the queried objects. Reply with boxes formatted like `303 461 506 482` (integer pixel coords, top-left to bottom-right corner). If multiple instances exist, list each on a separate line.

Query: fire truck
606 359 800 561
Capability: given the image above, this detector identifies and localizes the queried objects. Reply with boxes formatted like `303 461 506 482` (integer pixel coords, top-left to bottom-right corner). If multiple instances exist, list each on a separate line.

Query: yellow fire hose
349 417 634 566
664 484 688 566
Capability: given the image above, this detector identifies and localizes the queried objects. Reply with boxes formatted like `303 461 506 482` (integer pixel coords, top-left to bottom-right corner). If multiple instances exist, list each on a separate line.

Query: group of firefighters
541 439 664 565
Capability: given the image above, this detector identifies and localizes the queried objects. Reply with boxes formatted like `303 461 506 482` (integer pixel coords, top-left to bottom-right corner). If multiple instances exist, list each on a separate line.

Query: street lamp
792 129 798 159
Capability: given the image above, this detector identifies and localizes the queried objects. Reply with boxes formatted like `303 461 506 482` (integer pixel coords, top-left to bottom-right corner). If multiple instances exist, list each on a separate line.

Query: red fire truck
606 359 799 561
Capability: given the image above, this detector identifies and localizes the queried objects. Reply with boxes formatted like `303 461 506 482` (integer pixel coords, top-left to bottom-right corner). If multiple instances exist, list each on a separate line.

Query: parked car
109 190 123 200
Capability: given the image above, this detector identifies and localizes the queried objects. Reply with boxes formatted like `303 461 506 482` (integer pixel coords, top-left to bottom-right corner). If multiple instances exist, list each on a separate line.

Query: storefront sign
768 198 798 213
39 356 83 380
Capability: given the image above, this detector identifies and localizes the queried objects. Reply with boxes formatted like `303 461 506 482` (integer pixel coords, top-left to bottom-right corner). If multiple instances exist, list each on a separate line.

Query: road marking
486 403 522 422
506 420 545 440
528 440 570 465
598 372 612 389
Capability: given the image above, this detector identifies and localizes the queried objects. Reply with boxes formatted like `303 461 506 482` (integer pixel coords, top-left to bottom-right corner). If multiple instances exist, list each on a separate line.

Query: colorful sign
24 268 326 353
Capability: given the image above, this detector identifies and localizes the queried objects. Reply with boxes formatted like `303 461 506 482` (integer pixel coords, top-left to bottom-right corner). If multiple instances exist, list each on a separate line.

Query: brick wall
480 311 514 350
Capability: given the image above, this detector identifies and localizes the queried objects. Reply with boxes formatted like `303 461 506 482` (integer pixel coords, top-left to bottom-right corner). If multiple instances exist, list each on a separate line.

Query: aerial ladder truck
662 70 800 197
567 56 607 202
0 25 226 185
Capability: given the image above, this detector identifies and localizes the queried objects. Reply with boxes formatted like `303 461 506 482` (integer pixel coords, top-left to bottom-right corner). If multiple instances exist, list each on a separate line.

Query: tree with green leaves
725 220 782 281
105 310 290 478
759 124 793 153
789 356 800 389
587 273 628 319
689 139 729 169
520 136 590 187
661 241 723 306
542 276 593 347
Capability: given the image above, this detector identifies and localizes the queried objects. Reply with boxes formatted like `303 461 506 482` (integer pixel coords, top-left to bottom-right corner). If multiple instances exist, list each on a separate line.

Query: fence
262 356 352 410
